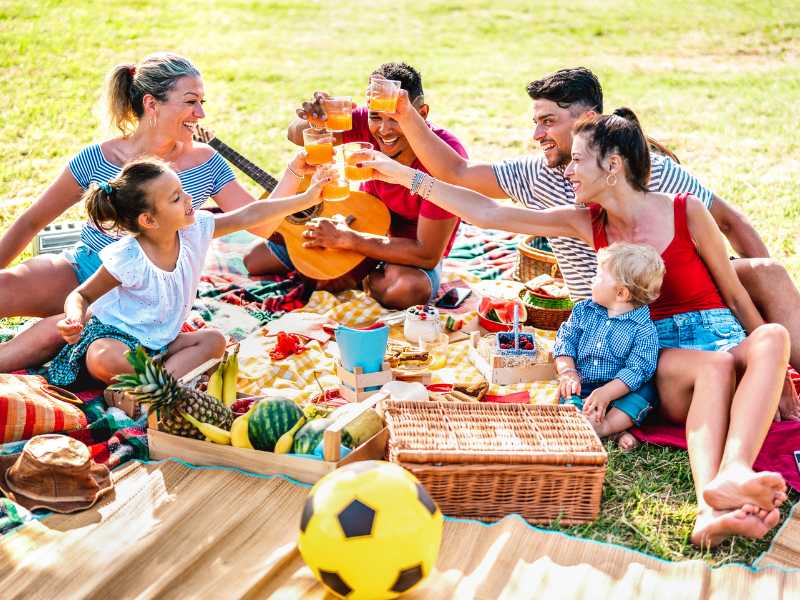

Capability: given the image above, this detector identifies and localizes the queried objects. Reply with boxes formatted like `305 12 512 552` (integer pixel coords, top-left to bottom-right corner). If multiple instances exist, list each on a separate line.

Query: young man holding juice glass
243 62 468 310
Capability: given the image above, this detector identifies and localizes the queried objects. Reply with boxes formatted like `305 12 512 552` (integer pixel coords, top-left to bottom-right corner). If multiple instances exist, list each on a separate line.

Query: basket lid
384 401 607 466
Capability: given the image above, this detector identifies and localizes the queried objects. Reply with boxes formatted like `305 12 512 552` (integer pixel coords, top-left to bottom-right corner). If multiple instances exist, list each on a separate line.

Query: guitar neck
207 138 279 193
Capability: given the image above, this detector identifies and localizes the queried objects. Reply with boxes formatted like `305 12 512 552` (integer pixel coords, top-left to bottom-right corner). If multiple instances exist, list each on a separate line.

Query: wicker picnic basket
519 287 573 331
384 401 607 525
515 236 563 282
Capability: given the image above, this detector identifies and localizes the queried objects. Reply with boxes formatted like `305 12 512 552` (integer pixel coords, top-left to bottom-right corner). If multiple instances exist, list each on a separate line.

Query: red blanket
632 368 800 492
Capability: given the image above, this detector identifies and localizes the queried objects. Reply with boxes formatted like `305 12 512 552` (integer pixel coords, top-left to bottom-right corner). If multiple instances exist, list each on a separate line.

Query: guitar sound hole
286 203 322 225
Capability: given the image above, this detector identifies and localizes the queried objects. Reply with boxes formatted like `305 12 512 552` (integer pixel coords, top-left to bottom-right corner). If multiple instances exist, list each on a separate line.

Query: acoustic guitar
193 125 390 280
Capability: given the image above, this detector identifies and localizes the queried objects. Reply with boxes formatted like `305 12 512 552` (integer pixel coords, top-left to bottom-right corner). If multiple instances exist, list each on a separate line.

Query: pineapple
110 347 233 440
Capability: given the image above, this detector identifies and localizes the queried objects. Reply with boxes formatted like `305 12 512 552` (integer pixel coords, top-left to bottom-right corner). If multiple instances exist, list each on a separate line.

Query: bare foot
610 431 639 452
779 373 800 422
691 505 779 548
704 467 787 512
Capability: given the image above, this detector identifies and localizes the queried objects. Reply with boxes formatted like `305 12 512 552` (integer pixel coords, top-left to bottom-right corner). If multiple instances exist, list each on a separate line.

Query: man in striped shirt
390 66 800 418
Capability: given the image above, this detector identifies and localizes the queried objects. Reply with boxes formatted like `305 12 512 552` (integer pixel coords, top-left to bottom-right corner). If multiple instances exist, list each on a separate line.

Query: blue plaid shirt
553 300 659 392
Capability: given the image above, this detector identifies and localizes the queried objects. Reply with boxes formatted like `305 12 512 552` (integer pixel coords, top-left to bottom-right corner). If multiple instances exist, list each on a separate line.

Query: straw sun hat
0 434 113 513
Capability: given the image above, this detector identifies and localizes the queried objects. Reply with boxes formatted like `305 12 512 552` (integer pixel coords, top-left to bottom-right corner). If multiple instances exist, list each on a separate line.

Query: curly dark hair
371 62 424 102
527 67 603 114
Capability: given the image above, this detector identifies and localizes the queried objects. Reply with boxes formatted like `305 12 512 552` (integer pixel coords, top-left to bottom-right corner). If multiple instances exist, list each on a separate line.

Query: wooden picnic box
467 332 556 385
384 401 607 525
146 358 390 484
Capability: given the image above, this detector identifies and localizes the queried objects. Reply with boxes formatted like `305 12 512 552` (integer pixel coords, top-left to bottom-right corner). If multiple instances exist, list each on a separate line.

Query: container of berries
495 331 537 358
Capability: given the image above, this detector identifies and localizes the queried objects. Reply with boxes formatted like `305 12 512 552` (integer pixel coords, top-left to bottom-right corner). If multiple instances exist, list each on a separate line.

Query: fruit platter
112 348 389 484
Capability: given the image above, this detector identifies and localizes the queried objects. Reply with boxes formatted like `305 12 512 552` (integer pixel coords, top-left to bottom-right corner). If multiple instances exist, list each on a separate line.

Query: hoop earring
606 173 617 186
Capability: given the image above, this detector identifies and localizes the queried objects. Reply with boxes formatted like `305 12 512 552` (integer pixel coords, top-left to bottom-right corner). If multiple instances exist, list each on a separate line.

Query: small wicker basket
519 288 573 331
515 236 563 282
384 401 607 525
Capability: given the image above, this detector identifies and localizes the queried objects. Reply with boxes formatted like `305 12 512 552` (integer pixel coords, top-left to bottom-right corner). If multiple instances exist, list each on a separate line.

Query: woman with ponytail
361 107 791 548
0 53 267 371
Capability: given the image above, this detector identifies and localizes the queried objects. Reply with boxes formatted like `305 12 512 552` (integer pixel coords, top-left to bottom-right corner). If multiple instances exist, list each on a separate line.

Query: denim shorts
560 379 658 427
654 308 746 352
267 240 442 301
62 242 102 284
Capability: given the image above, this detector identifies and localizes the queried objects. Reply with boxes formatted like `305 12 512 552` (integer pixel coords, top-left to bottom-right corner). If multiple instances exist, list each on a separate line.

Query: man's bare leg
367 264 432 310
243 242 290 276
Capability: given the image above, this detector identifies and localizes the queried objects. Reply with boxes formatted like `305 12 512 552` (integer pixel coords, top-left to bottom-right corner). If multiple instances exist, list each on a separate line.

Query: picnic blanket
1 459 798 599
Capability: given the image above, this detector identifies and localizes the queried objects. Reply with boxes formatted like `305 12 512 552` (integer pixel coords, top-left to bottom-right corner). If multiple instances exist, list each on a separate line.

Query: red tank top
589 193 726 320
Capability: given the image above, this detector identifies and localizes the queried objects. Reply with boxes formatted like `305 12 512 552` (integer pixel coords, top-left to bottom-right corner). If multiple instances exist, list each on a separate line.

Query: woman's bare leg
655 348 777 545
0 255 78 317
703 324 790 511
0 255 79 372
0 314 67 372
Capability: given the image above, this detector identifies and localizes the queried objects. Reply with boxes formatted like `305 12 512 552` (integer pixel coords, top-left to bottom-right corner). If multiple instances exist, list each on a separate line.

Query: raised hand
359 150 415 186
297 91 332 127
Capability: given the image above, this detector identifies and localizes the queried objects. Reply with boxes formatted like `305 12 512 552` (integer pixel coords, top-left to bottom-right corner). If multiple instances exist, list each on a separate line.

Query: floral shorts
47 317 164 386
654 308 746 352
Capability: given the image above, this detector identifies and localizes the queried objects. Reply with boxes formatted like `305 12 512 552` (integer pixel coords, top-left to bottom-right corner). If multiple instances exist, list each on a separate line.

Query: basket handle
42 384 83 406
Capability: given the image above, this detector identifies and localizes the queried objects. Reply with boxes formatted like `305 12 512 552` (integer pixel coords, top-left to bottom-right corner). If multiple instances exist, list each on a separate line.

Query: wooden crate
147 359 389 484
467 332 556 385
336 360 393 402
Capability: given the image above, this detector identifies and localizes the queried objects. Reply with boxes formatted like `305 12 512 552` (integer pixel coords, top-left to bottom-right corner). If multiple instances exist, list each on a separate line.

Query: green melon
248 398 303 452
292 417 334 455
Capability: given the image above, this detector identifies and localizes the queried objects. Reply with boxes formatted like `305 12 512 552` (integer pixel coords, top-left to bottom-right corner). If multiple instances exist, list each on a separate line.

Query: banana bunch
206 345 239 407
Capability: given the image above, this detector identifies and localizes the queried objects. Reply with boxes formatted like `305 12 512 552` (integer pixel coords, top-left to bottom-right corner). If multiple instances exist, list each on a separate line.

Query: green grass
1 0 798 566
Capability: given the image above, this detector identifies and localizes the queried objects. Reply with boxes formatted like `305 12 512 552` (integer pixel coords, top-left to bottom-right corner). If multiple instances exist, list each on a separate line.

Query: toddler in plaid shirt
553 242 665 450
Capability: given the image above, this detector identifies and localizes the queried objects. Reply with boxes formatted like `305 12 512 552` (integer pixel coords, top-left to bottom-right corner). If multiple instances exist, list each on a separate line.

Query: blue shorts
654 308 746 352
560 379 658 426
267 240 442 301
62 242 102 284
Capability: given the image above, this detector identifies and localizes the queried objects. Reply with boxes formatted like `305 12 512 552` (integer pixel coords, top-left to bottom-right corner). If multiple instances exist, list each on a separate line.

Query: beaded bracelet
419 173 435 200
409 170 425 196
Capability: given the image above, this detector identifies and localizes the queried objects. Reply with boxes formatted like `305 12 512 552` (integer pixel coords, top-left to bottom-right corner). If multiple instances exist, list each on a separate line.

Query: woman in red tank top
364 109 790 548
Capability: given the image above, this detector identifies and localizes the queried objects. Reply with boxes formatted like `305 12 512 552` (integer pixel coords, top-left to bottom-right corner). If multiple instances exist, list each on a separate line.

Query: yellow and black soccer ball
298 460 443 599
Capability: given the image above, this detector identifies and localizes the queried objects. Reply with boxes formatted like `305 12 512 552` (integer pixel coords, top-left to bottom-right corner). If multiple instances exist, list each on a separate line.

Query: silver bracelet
287 165 303 179
420 174 435 200
558 368 579 378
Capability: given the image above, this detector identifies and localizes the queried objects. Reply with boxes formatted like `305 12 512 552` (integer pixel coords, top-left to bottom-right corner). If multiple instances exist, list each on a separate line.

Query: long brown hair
84 158 170 234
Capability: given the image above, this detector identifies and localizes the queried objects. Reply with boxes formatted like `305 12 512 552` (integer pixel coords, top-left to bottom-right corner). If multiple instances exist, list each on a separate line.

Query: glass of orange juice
321 96 353 132
367 77 401 113
322 160 350 201
342 142 374 182
302 128 335 166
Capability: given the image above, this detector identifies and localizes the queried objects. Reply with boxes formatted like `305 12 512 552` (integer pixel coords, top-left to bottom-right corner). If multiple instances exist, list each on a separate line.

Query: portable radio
32 221 83 255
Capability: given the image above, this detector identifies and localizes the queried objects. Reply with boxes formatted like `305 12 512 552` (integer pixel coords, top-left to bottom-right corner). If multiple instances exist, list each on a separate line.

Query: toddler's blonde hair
596 242 665 306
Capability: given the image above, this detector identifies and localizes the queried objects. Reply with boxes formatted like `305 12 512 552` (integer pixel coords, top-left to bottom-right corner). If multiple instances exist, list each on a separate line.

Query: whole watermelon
292 417 350 455
248 398 303 451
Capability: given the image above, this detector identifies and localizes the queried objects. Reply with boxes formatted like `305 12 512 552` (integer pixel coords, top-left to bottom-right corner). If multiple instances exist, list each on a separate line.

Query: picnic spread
2 226 800 598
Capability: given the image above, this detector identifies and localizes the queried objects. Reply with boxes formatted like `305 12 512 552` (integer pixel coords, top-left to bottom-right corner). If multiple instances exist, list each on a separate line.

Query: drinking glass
322 160 350 201
302 128 335 165
367 77 401 113
342 142 374 181
321 96 353 132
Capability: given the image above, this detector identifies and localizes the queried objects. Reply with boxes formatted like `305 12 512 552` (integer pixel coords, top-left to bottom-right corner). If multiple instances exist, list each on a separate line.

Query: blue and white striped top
493 153 713 300
68 143 236 252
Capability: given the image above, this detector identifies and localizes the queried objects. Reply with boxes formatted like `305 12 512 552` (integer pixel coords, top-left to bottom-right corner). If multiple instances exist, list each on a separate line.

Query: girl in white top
49 154 332 386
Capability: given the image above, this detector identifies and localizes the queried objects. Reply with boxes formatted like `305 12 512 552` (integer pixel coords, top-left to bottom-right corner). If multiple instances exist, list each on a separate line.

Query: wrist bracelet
410 170 425 195
287 165 303 179
558 368 579 377
420 173 435 200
